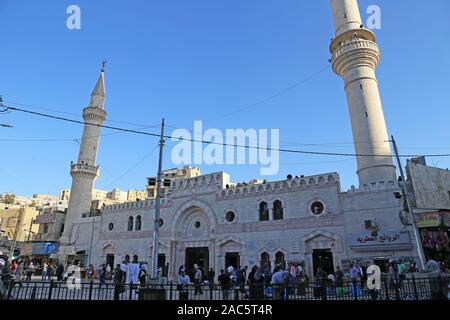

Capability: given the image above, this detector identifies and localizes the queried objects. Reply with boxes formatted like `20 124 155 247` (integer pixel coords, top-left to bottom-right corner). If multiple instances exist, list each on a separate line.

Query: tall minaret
59 66 107 245
329 0 396 187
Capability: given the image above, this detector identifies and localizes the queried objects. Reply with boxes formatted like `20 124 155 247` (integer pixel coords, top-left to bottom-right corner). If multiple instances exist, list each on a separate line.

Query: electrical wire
4 105 450 158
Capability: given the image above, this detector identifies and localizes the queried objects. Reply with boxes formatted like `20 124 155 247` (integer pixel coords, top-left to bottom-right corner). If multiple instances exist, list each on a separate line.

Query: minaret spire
329 0 396 187
90 61 106 109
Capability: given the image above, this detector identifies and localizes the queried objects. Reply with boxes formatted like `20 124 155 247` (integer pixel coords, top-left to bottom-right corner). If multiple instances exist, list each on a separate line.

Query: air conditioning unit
364 220 378 230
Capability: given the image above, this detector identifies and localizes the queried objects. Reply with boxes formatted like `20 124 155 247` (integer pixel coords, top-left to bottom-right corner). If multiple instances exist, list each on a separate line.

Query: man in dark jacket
113 264 125 300
218 269 230 300
56 263 64 282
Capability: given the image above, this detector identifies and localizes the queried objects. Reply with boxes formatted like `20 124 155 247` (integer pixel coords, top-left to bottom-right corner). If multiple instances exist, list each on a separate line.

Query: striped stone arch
169 198 218 236
148 239 170 252
102 242 116 254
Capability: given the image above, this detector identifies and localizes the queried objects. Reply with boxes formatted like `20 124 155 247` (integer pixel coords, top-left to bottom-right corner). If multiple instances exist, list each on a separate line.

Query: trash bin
139 287 166 300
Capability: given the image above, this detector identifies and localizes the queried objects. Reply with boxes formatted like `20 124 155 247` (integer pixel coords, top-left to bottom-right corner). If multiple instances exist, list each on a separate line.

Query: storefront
30 242 60 269
346 230 414 272
417 211 450 265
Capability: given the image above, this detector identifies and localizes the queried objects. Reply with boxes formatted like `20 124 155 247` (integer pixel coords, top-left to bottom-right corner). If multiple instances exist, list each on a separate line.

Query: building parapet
346 180 398 193
217 173 340 200
167 172 229 194
103 198 171 213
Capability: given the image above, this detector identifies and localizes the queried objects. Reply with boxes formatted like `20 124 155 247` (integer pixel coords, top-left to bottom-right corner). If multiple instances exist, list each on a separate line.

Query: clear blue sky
1 0 450 196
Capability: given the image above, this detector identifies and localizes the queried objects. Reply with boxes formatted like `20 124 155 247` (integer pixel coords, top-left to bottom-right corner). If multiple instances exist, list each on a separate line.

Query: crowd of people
2 256 448 300
174 258 449 300
176 262 309 300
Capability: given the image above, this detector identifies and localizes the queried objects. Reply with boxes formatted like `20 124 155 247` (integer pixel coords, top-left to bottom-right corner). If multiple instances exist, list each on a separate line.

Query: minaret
59 66 107 245
329 0 396 187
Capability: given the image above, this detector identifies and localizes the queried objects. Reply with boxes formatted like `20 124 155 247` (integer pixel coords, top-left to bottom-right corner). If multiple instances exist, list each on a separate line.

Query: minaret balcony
70 163 100 179
83 107 107 123
330 38 380 76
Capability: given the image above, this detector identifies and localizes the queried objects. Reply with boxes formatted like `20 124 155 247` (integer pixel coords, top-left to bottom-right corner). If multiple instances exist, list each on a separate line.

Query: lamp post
151 119 165 279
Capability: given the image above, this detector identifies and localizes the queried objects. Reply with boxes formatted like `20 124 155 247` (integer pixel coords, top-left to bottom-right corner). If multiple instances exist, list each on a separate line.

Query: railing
3 276 449 301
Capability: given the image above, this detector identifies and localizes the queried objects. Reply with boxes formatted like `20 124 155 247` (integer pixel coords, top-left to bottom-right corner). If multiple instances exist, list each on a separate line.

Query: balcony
70 163 99 179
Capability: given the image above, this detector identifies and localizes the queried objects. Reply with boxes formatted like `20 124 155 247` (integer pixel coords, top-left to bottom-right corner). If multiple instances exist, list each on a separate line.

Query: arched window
127 216 134 231
260 252 270 269
275 251 285 267
273 200 283 220
259 202 269 221
135 215 142 231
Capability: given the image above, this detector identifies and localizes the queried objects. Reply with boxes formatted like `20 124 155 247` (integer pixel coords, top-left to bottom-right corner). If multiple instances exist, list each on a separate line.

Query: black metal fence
3 276 449 301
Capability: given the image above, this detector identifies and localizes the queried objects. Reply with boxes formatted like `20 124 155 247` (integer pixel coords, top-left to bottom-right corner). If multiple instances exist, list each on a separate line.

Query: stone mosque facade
57 0 421 279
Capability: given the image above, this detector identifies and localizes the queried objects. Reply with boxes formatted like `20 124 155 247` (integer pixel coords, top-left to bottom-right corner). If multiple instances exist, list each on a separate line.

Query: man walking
178 270 190 300
113 264 125 300
218 269 230 300
194 264 203 295
56 263 64 282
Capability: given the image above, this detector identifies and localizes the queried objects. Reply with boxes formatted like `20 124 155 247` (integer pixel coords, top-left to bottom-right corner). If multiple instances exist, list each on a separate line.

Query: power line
100 145 159 190
5 104 450 158
165 123 392 148
169 65 330 127
4 99 161 128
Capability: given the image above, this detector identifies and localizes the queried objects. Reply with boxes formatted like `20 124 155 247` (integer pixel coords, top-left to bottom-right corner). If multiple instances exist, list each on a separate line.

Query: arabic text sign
417 212 441 228
348 231 411 248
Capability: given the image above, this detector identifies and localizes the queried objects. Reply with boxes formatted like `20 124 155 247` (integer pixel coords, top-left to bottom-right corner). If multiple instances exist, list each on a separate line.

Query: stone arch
272 199 284 220
274 249 286 267
102 242 116 254
169 199 218 238
258 247 271 269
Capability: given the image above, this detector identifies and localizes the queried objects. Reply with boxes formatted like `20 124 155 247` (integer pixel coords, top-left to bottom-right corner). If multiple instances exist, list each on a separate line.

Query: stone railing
70 163 99 178
331 38 380 76
331 38 379 62
83 106 106 122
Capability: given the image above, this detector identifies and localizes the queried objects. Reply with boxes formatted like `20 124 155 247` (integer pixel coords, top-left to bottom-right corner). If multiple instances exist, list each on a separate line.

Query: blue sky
1 0 450 196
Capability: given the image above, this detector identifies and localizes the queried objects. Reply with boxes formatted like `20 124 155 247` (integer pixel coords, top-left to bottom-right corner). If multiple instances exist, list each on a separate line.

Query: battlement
165 172 231 195
346 180 398 193
217 173 340 200
103 197 171 213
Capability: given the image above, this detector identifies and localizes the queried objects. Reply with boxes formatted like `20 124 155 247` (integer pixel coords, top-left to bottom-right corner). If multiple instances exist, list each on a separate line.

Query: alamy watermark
171 121 280 176
366 265 381 290
366 5 382 30
66 5 81 30
66 264 82 290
